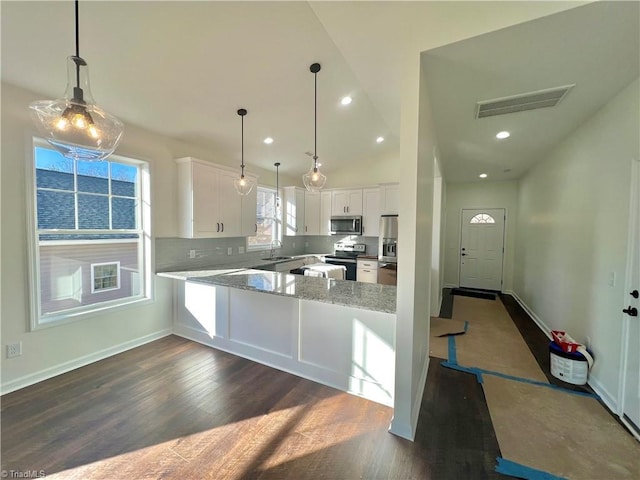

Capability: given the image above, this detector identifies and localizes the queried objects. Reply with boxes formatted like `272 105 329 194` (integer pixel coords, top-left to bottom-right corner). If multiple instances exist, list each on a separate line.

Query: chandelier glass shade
302 62 327 192
234 108 255 196
29 1 123 161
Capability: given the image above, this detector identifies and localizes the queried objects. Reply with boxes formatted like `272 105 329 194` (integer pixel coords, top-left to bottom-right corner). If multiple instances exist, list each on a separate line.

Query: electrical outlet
7 342 22 359
227 247 233 255
607 272 616 287
238 246 245 254
188 249 196 259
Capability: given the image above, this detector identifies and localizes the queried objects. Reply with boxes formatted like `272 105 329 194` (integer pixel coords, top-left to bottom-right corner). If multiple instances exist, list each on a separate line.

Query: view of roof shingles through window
35 147 138 239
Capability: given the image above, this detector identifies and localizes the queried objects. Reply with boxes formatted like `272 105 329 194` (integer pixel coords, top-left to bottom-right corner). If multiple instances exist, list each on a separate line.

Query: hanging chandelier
29 0 124 161
302 62 327 192
234 108 255 196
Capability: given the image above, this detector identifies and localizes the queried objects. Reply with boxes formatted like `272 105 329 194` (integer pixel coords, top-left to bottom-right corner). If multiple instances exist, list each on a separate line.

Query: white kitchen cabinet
283 186 305 236
320 191 332 235
304 192 321 235
177 157 254 238
357 258 378 283
331 189 363 216
362 187 380 237
380 183 399 215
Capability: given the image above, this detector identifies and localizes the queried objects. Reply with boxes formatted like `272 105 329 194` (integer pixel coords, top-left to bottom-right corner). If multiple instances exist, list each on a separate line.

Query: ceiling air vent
475 84 575 119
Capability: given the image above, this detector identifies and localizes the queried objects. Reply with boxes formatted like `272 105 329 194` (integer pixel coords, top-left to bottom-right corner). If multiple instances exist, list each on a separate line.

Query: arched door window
469 213 496 224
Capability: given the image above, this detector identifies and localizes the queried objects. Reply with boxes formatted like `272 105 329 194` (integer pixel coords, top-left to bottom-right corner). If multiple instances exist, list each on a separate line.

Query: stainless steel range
324 242 365 281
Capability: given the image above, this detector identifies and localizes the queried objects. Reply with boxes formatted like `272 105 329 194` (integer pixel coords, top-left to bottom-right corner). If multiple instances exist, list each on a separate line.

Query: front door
622 159 640 438
459 208 505 291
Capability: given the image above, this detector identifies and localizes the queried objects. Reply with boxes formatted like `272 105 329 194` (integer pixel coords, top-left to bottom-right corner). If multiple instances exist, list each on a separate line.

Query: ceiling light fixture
376 136 385 143
341 96 352 106
29 0 123 161
264 137 274 144
234 108 255 196
479 173 488 179
302 63 327 192
496 131 510 139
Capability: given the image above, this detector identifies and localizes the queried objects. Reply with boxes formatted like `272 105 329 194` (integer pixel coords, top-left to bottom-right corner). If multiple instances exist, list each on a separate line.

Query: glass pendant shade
302 163 327 193
234 174 255 196
29 56 124 161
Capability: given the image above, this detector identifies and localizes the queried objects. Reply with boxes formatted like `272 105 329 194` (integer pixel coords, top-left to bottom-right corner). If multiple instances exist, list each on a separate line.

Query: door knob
631 290 639 299
623 306 638 316
461 253 466 257
461 247 466 251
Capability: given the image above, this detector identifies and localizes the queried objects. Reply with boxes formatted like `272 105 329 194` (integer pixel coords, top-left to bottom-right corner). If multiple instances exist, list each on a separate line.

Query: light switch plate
238 246 245 254
227 247 233 255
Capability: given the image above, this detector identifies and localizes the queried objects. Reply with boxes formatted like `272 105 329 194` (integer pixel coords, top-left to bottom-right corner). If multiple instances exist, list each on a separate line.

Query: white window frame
27 138 154 330
247 185 282 251
91 261 121 293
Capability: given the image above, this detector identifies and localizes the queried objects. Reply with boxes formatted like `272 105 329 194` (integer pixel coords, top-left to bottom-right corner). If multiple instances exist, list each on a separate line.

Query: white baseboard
389 354 430 441
443 283 458 289
508 291 619 414
1 329 173 395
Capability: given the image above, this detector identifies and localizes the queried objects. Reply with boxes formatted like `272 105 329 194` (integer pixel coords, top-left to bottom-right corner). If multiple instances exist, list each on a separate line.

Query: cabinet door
241 174 258 236
320 191 332 235
380 184 399 215
346 189 363 215
357 267 378 284
362 187 380 237
217 169 242 237
304 192 321 235
331 190 350 215
191 162 220 237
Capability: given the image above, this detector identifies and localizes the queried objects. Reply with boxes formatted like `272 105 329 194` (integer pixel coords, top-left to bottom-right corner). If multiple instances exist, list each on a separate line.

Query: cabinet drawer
357 260 378 269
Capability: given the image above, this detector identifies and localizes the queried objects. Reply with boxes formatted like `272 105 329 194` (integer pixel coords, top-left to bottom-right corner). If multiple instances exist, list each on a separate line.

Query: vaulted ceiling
4 1 635 184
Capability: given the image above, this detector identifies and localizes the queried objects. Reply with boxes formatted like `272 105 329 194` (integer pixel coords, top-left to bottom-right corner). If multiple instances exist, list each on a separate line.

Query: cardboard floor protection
440 294 639 479
450 295 547 382
429 317 466 360
483 374 640 479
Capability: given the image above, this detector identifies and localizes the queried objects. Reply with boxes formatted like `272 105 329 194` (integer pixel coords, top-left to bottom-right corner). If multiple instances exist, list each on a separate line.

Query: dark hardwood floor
1 334 504 479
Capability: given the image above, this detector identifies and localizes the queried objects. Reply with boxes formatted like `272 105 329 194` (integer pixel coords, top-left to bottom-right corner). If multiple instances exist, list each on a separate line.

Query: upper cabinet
362 187 380 237
176 157 256 238
304 192 321 235
331 189 363 216
320 191 332 235
380 183 399 215
283 186 305 236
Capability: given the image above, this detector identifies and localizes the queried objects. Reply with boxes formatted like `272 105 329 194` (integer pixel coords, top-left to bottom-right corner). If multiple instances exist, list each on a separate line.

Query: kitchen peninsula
159 261 397 406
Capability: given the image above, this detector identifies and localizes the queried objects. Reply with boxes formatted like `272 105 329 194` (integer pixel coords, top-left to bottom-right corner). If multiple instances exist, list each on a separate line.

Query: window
247 186 281 250
29 141 152 328
92 262 120 293
470 213 496 224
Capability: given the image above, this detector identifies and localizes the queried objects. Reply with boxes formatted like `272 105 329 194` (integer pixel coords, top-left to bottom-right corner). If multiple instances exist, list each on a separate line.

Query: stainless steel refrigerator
378 214 398 263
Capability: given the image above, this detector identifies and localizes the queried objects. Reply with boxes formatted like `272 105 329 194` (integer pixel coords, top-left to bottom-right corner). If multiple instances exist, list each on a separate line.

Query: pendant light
234 108 255 196
302 63 327 192
274 162 281 211
29 0 124 161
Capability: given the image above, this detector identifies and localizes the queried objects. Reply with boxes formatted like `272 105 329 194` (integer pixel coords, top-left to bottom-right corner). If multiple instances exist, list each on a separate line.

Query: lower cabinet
174 280 395 406
357 258 379 283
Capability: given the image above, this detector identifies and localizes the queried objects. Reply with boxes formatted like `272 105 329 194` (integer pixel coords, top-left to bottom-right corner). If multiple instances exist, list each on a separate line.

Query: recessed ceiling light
479 173 488 179
263 137 274 144
376 136 384 143
341 96 352 106
496 131 510 139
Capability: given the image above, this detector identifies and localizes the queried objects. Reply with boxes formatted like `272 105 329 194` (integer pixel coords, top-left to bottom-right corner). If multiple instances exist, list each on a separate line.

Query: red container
551 330 581 353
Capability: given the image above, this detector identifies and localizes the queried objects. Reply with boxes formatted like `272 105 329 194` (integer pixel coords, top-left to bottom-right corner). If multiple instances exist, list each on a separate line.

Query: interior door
622 159 640 438
459 208 505 291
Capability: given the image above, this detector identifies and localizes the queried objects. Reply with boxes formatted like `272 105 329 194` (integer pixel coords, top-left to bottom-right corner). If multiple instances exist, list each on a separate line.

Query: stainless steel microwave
330 215 363 235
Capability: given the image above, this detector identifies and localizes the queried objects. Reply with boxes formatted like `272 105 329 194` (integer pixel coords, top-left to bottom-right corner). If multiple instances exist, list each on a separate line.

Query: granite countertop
185 269 397 314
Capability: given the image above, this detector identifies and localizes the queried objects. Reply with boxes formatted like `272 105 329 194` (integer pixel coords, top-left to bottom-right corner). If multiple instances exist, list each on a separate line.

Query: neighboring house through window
29 141 152 328
247 186 281 250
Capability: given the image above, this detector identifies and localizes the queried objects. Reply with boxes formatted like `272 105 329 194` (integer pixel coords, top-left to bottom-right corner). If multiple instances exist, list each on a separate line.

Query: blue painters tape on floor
495 457 567 480
447 335 457 365
440 361 598 398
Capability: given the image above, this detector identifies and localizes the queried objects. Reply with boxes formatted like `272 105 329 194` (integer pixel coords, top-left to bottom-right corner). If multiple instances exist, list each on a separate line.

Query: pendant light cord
241 113 245 176
314 69 317 167
74 0 80 89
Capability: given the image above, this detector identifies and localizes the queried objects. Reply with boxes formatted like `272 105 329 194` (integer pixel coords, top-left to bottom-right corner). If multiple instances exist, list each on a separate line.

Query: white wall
389 54 436 440
443 180 519 291
514 78 640 409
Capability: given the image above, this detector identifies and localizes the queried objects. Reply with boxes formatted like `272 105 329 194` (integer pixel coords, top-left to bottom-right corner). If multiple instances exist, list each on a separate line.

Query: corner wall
514 78 640 409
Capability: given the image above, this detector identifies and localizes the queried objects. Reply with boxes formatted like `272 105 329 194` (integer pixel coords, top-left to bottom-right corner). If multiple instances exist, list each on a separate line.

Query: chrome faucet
269 239 283 259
